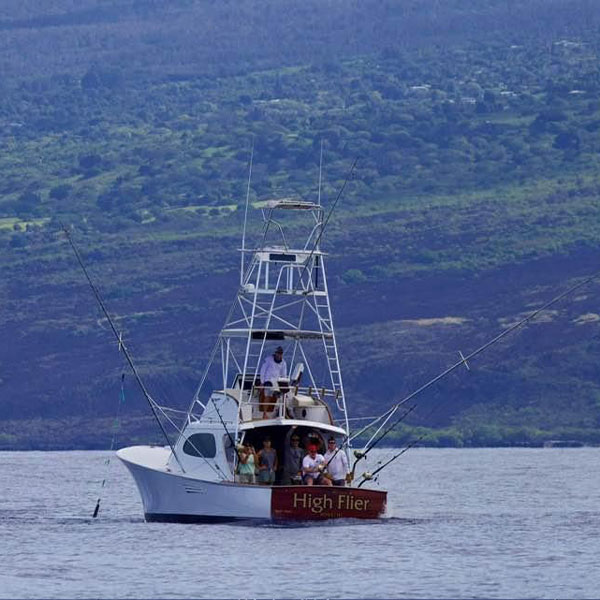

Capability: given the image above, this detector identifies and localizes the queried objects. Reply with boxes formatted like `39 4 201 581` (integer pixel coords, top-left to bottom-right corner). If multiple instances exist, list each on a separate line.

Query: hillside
2 0 600 448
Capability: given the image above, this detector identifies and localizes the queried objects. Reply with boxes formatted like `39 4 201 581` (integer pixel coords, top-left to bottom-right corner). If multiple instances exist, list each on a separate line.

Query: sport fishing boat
116 195 387 522
70 163 587 523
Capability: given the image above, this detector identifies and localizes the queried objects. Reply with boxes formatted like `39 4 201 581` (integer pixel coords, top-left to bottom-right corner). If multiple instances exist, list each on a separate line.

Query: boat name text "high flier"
292 492 371 514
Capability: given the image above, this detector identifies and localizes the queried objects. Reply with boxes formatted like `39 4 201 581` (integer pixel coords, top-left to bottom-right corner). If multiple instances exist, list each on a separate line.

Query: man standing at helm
259 346 287 418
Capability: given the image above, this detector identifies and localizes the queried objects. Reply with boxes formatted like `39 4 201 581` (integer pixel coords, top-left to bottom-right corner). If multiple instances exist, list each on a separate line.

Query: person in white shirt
323 437 349 486
302 444 332 486
259 346 287 418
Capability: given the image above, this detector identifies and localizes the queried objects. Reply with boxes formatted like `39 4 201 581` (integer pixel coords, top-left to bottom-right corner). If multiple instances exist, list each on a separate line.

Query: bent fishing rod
351 264 600 484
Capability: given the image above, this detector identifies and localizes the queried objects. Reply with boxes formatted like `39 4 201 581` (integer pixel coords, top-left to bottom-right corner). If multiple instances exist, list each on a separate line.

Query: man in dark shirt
282 434 304 484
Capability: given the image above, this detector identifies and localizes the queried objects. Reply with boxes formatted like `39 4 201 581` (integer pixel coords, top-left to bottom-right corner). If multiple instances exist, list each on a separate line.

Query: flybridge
185 185 349 434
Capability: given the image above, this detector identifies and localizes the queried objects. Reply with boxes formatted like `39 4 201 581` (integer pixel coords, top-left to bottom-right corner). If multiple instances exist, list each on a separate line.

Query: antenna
317 138 323 207
240 140 254 285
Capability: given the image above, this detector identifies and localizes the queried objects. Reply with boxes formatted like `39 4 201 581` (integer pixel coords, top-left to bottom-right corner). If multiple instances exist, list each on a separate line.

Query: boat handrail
265 198 321 210
236 383 340 401
221 328 333 340
234 385 335 424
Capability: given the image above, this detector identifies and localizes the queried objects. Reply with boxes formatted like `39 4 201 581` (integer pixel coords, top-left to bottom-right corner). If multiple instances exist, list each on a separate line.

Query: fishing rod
92 372 126 518
315 433 351 482
311 156 358 253
61 224 186 472
356 386 457 487
318 404 417 484
357 435 425 488
322 404 418 482
352 263 600 478
354 389 449 486
349 403 417 448
63 225 231 480
240 139 254 285
348 403 417 482
347 406 398 445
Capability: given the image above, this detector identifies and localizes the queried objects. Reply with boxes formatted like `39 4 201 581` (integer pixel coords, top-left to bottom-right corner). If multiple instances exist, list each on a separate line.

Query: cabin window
183 433 217 458
269 253 296 262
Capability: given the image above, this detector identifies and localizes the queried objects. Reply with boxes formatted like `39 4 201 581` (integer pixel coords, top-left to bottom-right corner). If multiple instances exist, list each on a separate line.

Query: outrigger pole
240 139 254 285
317 139 323 207
351 262 600 482
294 155 358 307
61 224 186 473
304 156 357 264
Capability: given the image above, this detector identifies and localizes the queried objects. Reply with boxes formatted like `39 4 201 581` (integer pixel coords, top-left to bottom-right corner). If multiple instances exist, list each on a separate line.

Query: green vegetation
1 0 600 448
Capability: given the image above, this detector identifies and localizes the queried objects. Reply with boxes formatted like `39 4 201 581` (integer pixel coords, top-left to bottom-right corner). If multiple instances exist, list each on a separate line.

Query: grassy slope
2 0 600 448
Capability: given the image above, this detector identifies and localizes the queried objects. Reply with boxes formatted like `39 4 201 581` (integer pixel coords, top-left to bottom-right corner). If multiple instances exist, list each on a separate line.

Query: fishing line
92 373 126 518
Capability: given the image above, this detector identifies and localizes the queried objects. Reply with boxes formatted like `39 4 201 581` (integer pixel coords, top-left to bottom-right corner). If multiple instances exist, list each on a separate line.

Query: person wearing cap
323 437 349 486
259 346 287 418
302 443 332 486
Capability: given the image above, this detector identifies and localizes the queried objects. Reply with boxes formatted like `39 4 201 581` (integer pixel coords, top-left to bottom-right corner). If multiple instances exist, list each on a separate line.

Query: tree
17 191 41 214
49 184 72 201
78 154 103 171
553 130 580 152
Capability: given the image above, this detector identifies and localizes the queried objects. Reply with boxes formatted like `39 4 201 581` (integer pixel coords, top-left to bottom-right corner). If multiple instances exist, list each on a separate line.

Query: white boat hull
121 453 272 521
118 445 387 522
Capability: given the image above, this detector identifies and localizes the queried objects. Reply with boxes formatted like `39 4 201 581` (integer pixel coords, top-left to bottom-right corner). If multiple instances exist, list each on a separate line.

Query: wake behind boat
116 195 387 522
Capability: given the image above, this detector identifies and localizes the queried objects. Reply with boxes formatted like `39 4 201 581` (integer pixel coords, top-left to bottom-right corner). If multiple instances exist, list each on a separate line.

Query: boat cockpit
231 365 336 426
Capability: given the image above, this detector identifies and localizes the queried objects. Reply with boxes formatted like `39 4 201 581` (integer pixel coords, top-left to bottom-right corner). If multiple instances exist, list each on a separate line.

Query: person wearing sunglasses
323 437 349 486
302 443 332 486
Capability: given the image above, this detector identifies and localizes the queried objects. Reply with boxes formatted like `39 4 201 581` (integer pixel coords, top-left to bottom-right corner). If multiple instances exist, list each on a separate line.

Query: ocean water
0 447 599 599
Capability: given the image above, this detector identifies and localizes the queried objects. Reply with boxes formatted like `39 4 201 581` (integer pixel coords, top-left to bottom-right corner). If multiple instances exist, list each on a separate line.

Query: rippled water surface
1 448 599 598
